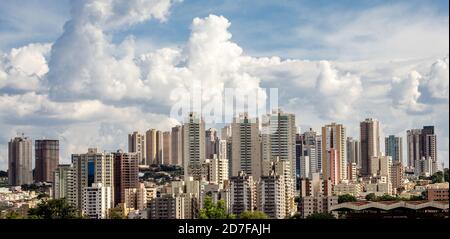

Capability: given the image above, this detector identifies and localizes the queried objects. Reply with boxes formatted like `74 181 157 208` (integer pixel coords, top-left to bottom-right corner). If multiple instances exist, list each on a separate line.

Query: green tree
28 198 79 219
4 211 25 219
431 171 444 183
239 211 270 219
306 213 336 219
376 194 398 201
338 194 357 203
444 168 449 182
198 197 235 219
365 193 377 201
108 207 126 219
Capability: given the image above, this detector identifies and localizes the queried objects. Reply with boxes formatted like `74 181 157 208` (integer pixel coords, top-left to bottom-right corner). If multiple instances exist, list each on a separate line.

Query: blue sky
1 0 448 59
0 0 448 169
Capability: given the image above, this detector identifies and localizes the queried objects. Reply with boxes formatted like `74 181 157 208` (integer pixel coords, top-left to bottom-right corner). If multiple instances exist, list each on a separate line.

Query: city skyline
0 0 448 172
3 112 443 172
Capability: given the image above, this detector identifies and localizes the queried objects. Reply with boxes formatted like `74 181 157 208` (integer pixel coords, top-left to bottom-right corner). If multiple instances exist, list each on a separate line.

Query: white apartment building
82 183 111 219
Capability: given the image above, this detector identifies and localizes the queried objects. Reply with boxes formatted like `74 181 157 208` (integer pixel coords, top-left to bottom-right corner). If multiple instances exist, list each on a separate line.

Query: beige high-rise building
370 155 393 194
258 172 286 219
322 123 347 183
128 132 146 165
71 148 114 210
146 129 163 165
360 118 380 176
391 161 404 194
231 113 261 179
124 183 147 210
262 158 296 217
171 125 183 166
182 112 206 180
210 154 229 185
262 109 297 189
163 131 171 165
8 135 33 186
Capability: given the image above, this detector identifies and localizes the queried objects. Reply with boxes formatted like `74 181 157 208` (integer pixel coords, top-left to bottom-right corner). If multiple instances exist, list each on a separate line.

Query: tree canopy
28 198 79 219
198 196 235 219
239 210 270 219
338 194 357 203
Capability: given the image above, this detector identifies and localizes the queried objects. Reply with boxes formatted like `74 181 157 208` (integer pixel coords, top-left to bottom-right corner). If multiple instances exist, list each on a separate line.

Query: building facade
34 139 59 183
360 118 380 177
8 136 33 186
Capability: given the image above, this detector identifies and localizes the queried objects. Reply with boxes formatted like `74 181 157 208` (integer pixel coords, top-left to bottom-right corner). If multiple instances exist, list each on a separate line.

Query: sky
0 0 448 170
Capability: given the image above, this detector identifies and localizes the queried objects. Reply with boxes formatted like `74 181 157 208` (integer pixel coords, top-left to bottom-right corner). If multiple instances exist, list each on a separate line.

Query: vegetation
109 207 126 219
365 193 377 201
28 198 79 219
418 169 449 183
0 170 7 177
365 193 424 202
338 194 357 203
199 197 235 219
3 211 26 219
239 210 270 219
306 213 336 219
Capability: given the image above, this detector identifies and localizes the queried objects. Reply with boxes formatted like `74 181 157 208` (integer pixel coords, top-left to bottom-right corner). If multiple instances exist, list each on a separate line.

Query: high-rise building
297 129 320 179
128 132 146 165
322 123 347 183
370 155 393 194
385 135 403 163
414 156 433 177
262 158 296 217
171 125 183 166
315 135 323 173
346 137 360 168
262 109 297 189
299 156 310 179
347 162 357 182
163 131 171 165
205 128 219 159
149 194 186 219
360 118 380 176
210 154 229 185
231 113 261 179
258 172 286 219
8 136 33 186
34 139 59 183
71 148 114 210
113 151 139 206
124 183 147 210
82 182 111 219
298 173 337 218
391 161 404 194
295 134 303 180
182 112 206 180
230 171 256 216
53 164 73 199
407 126 437 173
326 148 340 185
146 129 163 165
